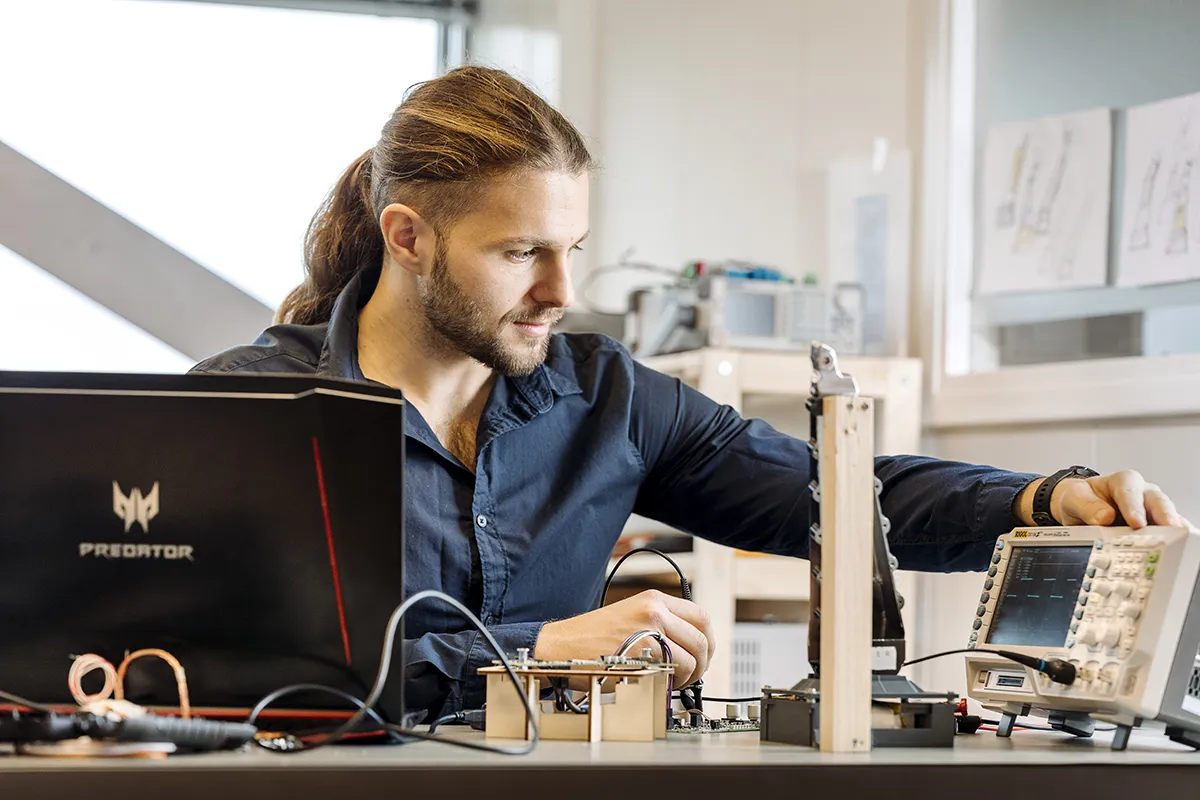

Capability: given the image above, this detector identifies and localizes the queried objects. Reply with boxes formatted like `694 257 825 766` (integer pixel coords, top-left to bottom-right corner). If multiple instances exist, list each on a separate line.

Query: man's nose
532 254 575 308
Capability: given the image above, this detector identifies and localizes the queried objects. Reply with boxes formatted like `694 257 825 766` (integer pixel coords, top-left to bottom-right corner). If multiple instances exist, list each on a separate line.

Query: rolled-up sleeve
627 359 1039 573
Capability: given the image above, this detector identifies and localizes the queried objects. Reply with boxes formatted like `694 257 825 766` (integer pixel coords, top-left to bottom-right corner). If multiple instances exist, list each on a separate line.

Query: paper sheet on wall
827 149 911 357
1117 91 1200 287
979 108 1112 295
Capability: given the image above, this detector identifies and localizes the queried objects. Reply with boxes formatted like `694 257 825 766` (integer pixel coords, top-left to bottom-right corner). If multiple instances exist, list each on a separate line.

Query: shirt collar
315 263 583 401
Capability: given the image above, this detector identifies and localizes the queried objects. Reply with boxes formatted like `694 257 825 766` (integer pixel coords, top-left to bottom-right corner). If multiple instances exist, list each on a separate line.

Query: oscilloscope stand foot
995 705 1031 738
1165 726 1200 750
1111 723 1133 751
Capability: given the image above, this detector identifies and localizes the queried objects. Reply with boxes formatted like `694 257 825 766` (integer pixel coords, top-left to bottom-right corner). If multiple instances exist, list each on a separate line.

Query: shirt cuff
461 620 546 711
977 471 1042 534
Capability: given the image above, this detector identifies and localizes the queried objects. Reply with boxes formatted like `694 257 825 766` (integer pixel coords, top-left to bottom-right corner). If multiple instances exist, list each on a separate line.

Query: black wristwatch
1031 465 1100 526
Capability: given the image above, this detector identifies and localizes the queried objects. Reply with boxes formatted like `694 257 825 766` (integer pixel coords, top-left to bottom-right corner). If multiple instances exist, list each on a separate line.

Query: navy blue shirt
192 266 1040 717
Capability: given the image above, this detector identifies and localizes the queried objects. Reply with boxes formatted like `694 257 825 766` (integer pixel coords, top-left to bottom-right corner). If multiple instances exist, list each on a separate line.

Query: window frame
922 0 1200 428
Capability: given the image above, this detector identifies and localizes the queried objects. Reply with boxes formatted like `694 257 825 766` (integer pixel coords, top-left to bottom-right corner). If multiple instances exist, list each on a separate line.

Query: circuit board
669 717 760 735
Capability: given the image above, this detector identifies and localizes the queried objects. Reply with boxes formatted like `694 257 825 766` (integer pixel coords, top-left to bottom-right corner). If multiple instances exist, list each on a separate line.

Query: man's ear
379 203 436 276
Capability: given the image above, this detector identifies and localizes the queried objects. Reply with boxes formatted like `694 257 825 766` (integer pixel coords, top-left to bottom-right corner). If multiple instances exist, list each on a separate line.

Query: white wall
470 0 1200 709
473 0 924 313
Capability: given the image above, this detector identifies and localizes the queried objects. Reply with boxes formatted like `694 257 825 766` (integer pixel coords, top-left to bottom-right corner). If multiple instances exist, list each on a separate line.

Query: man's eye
570 244 584 253
509 249 537 262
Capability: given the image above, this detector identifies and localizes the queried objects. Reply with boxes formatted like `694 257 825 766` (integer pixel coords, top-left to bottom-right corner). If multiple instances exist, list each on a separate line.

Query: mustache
509 309 564 326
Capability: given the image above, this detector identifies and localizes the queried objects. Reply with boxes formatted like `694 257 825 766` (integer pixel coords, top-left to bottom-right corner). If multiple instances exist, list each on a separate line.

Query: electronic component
625 273 846 357
966 525 1200 750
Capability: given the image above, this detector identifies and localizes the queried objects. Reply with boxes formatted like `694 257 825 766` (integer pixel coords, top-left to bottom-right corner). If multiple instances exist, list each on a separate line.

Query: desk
1 727 1196 798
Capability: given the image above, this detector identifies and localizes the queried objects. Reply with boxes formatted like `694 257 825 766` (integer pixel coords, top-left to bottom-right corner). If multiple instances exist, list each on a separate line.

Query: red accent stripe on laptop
312 436 352 666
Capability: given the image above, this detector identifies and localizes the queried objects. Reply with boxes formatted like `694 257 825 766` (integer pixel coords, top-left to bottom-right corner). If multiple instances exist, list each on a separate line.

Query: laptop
0 371 406 722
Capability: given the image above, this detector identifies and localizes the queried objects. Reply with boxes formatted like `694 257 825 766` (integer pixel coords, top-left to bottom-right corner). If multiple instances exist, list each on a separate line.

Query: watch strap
1032 465 1100 526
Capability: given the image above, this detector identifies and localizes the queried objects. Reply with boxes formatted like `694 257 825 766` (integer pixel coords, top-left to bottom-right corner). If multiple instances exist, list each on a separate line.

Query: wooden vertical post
817 394 875 753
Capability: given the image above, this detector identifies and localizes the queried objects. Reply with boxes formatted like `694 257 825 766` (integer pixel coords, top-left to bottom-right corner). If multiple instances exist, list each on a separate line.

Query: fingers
1109 471 1150 527
654 608 710 686
1144 484 1184 527
657 592 717 663
659 636 697 687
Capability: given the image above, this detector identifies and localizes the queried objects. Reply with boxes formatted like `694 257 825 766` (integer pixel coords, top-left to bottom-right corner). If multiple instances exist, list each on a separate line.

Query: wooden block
653 672 668 738
484 673 534 740
601 677 657 742
817 395 874 753
539 711 590 741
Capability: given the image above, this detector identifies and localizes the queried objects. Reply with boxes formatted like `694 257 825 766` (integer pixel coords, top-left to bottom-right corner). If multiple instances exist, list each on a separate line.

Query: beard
418 242 562 377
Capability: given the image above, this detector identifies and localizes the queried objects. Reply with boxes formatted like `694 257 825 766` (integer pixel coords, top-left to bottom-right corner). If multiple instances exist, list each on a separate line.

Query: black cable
248 589 539 756
603 547 699 716
245 684 405 744
601 547 691 606
674 693 760 704
0 689 53 713
427 712 465 735
903 647 1076 685
977 717 1118 733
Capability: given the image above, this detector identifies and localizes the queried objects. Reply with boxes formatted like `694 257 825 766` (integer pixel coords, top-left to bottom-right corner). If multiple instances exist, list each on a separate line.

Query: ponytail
276 149 383 325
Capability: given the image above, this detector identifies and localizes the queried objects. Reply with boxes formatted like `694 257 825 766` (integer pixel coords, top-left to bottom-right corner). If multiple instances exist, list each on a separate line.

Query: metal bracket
810 341 858 398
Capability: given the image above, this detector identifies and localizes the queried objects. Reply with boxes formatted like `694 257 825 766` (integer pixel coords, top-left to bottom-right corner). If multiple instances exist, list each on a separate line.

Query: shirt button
476 514 488 528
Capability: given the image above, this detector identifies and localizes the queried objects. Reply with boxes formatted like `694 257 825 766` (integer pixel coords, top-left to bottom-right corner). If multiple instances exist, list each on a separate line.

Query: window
0 0 441 372
0 246 194 374
927 0 1200 425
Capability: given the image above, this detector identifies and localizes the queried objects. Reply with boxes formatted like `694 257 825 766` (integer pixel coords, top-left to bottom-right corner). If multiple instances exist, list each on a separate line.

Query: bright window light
0 0 438 372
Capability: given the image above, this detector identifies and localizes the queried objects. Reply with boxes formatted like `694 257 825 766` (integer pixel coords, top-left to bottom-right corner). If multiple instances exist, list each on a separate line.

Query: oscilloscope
965 525 1200 750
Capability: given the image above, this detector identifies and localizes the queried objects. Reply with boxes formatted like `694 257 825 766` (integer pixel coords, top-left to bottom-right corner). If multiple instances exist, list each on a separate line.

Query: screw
516 647 530 664
860 401 869 411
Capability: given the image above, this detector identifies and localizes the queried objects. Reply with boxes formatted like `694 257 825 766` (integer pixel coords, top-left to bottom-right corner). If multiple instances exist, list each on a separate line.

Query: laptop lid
0 371 406 721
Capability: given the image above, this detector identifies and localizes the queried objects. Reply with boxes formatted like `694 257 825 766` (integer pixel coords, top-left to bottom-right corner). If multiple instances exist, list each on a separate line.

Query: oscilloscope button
985 578 994 590
988 566 998 577
992 553 1002 564
1092 554 1111 570
1118 601 1141 619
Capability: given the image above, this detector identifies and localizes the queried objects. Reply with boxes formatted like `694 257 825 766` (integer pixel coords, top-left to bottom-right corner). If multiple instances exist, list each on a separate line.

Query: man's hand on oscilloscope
1049 469 1189 529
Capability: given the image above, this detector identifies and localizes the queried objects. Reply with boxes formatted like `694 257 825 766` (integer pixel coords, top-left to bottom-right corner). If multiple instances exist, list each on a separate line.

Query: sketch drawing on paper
995 134 1028 229
980 108 1112 295
1118 91 1200 287
1128 155 1160 251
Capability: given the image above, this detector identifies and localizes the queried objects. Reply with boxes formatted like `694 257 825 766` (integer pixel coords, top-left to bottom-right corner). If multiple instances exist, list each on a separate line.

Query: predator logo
112 481 160 534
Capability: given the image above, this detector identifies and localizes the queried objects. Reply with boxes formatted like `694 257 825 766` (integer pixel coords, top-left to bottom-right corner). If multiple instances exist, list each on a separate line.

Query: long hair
277 66 594 325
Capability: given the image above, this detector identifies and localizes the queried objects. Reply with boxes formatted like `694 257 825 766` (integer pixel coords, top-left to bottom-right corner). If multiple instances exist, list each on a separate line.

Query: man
193 66 1187 719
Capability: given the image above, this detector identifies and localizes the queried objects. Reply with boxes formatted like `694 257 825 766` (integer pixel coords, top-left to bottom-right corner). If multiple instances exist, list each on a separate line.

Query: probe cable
902 647 1076 685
